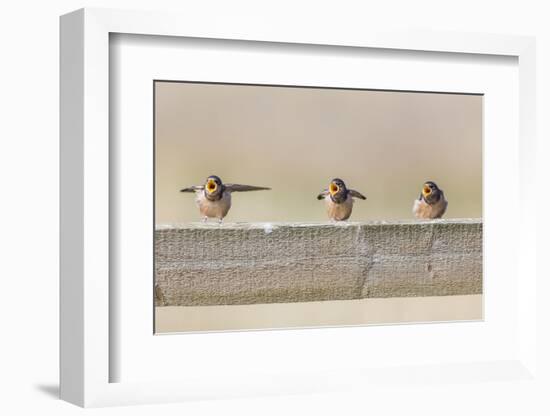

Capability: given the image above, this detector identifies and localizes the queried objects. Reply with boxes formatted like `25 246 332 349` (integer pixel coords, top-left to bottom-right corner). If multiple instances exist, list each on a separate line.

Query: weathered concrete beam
155 219 482 306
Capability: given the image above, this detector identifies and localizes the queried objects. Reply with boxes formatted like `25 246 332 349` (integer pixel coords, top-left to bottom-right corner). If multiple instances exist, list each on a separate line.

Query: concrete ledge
155 219 483 306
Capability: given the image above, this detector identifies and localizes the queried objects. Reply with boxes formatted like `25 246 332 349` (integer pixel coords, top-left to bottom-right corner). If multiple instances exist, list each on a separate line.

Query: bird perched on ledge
180 175 270 224
317 178 366 221
413 181 448 219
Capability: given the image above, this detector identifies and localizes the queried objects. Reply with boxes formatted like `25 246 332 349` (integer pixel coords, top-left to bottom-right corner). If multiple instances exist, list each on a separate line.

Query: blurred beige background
156 295 482 333
155 82 482 224
155 82 482 223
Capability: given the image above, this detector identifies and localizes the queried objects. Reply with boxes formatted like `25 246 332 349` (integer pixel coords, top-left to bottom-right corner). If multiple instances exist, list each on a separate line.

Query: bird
412 181 448 219
317 178 366 221
180 175 270 223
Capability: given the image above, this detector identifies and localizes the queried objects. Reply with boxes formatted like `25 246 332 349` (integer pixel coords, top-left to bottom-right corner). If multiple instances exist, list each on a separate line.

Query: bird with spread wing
317 178 366 221
180 175 271 223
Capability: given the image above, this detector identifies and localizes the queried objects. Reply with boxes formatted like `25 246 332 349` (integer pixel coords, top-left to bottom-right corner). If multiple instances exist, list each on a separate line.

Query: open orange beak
422 185 431 197
206 179 217 193
329 183 339 196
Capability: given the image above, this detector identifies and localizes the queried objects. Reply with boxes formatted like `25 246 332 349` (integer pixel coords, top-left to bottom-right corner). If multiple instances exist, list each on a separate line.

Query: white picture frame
60 8 538 407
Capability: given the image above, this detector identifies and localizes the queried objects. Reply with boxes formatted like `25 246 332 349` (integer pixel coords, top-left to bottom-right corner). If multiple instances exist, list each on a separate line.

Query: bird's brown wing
180 185 203 193
349 189 366 200
317 190 329 200
224 184 271 192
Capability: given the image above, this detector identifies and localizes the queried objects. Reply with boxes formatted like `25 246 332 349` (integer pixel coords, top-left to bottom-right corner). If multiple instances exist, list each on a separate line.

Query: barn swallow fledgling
317 178 366 221
180 175 270 223
412 181 448 219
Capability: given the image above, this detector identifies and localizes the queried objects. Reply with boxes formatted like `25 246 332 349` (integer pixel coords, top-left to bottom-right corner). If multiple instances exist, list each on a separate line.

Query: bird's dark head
329 178 348 202
204 175 223 197
421 181 442 204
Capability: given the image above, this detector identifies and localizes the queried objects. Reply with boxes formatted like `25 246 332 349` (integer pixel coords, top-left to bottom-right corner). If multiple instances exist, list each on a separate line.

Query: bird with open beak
412 181 448 219
317 178 366 221
180 175 271 223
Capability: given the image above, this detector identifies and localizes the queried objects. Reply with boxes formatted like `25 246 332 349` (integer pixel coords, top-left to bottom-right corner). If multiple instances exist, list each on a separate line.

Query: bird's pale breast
325 194 353 221
412 197 447 219
196 191 232 219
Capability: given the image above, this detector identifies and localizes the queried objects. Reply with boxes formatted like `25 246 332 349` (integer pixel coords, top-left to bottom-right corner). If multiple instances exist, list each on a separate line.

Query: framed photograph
153 80 483 334
60 8 538 407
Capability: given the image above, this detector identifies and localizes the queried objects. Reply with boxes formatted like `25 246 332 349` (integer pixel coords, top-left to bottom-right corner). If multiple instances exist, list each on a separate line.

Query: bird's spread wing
317 190 329 200
349 189 366 200
180 185 203 193
224 184 271 192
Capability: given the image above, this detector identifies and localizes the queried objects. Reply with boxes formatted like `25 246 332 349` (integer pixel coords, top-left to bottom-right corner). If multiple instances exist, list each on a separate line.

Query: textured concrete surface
155 219 482 306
